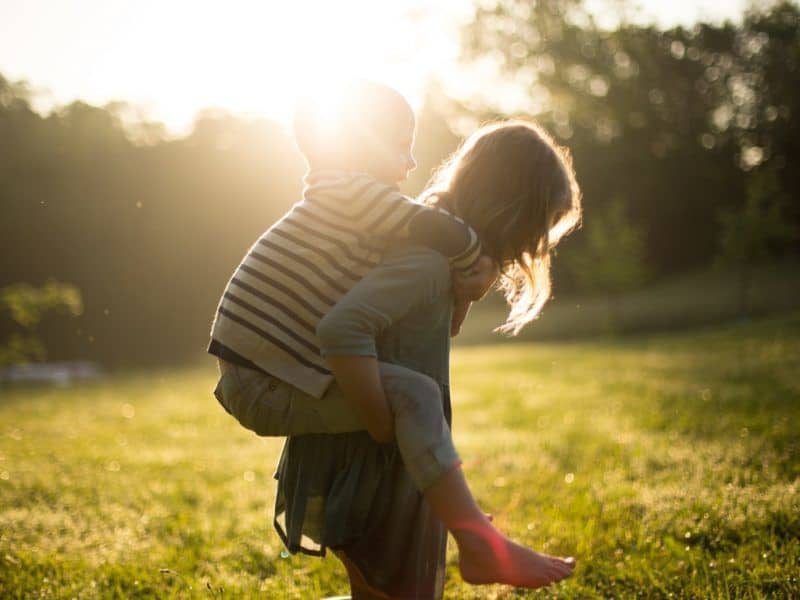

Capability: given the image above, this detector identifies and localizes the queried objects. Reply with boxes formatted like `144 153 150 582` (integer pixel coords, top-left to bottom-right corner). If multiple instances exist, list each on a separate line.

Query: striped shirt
208 170 481 398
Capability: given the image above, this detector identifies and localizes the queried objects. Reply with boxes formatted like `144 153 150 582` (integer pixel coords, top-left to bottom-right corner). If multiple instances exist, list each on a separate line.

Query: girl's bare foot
423 467 574 588
454 520 576 588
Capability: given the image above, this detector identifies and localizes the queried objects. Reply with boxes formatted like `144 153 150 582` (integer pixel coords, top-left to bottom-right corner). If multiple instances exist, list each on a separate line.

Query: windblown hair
421 120 582 335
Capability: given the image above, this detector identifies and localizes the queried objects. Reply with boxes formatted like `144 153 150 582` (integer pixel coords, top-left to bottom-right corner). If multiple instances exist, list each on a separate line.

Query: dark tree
461 0 800 278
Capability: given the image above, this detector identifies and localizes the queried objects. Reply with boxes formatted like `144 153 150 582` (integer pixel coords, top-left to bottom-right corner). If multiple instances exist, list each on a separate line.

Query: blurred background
2 0 799 372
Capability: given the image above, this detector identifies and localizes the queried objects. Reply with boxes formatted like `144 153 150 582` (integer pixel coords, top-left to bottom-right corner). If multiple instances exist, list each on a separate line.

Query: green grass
2 312 799 598
457 257 800 344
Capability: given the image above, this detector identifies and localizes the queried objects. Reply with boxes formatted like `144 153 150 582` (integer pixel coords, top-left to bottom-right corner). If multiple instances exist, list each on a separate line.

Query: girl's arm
315 247 450 443
450 256 500 336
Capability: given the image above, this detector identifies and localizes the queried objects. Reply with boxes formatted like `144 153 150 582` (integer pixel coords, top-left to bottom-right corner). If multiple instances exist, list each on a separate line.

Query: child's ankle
451 518 497 547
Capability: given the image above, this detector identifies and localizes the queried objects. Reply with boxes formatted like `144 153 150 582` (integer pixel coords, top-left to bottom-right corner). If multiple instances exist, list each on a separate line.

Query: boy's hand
452 255 499 302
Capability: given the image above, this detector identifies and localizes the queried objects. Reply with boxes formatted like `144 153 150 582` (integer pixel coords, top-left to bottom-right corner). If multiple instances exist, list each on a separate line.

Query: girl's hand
450 256 498 337
451 299 472 337
452 255 499 302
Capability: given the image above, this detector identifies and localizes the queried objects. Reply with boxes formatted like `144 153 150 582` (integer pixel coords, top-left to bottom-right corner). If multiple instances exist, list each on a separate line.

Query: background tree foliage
0 78 459 367
462 0 800 275
1 0 798 368
0 282 82 365
716 166 798 316
561 196 648 331
1 77 303 366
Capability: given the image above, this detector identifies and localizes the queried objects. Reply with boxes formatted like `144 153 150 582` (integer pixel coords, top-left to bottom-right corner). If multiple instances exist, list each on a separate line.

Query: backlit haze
0 0 748 135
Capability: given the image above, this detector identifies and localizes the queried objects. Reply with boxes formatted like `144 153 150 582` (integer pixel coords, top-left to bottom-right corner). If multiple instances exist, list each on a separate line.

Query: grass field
457 258 800 344
1 311 799 598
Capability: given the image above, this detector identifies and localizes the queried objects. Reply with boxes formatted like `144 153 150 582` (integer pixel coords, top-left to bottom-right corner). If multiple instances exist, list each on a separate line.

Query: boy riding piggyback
209 79 494 441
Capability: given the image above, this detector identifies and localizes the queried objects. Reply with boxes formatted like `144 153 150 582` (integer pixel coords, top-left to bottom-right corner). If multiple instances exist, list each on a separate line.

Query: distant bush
562 196 649 332
0 281 82 365
716 167 798 317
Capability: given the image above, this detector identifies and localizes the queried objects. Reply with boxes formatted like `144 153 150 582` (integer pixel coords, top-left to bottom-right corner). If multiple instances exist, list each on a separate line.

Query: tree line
1 0 798 367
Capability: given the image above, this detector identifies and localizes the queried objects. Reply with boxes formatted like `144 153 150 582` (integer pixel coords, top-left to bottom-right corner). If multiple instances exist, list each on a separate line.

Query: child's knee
386 369 440 400
384 371 443 420
408 372 442 403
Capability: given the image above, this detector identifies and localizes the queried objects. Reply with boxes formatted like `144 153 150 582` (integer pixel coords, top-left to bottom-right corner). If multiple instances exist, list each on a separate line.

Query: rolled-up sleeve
316 246 451 357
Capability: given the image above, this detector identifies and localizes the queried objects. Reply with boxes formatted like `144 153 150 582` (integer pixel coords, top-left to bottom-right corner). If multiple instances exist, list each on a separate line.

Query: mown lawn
1 312 799 598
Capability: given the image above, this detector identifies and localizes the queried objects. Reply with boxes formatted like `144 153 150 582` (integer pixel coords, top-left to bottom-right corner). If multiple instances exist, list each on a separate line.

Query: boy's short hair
293 79 413 171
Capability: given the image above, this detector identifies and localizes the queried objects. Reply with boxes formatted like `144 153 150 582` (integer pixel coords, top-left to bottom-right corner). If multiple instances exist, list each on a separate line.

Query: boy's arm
404 208 482 272
346 179 482 271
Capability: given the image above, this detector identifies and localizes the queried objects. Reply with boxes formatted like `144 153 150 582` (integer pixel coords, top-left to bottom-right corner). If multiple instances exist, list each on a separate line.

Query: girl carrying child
209 81 582 596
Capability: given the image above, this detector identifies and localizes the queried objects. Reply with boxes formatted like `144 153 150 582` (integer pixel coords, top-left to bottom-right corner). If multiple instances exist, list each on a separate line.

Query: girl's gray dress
273 246 454 598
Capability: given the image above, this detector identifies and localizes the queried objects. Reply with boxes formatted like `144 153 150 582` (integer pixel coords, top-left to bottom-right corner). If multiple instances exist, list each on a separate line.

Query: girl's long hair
421 120 582 335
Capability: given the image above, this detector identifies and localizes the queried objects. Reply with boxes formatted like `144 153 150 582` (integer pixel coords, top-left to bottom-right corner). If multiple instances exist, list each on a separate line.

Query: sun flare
0 1 749 135
93 0 452 133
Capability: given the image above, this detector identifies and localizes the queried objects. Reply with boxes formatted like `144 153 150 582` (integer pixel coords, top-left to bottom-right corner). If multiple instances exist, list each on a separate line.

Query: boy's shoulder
304 170 406 204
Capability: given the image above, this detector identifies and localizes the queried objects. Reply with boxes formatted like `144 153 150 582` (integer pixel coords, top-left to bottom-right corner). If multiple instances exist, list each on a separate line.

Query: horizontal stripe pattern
210 170 483 399
445 211 482 271
218 307 330 375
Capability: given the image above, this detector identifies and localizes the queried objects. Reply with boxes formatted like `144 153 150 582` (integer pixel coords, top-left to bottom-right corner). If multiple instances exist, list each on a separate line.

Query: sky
0 0 749 134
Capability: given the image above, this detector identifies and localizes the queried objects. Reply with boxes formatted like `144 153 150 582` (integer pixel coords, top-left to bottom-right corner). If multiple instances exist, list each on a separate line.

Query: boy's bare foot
454 520 575 588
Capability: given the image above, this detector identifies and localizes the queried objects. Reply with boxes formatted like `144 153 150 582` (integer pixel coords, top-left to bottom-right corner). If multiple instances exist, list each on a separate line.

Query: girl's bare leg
333 550 393 600
424 466 576 589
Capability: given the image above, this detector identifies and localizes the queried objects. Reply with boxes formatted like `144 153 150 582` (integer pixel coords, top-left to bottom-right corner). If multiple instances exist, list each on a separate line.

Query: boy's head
293 79 416 185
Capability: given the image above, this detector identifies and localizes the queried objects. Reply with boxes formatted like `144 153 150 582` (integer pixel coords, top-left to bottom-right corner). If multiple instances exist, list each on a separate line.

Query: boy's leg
373 362 460 491
215 356 460 486
214 358 457 491
214 360 331 436
291 360 459 490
